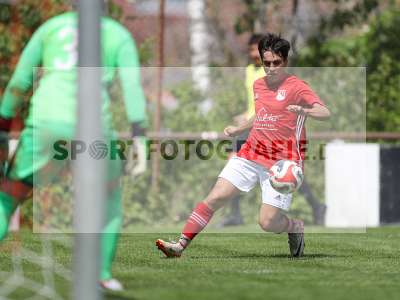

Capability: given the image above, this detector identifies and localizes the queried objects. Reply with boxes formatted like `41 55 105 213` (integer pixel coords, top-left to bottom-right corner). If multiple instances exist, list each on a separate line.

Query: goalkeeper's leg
0 180 32 241
100 150 123 291
100 185 122 282
0 125 51 241
0 192 16 240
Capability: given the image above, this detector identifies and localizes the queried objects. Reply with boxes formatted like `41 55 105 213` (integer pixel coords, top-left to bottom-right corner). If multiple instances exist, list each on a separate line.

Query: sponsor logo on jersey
276 89 287 101
254 108 282 131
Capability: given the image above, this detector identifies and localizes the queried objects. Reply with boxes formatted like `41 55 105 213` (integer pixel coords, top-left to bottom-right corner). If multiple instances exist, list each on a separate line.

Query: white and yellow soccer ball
269 160 304 194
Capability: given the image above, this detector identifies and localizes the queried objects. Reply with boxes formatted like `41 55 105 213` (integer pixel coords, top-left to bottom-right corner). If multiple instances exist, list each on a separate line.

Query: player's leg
99 150 123 291
156 156 258 257
258 169 304 257
0 126 39 241
0 179 32 240
100 183 123 290
0 193 15 240
258 204 291 233
0 131 15 240
100 185 121 280
0 128 56 240
156 177 240 257
258 204 304 257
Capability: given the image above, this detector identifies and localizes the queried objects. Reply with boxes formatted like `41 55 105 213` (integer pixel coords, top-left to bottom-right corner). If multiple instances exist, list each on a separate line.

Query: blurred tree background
0 0 398 230
0 0 68 94
295 0 400 133
293 0 400 218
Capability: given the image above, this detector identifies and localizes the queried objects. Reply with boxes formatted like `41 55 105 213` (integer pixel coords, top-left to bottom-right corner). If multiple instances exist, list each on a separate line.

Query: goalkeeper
0 8 147 291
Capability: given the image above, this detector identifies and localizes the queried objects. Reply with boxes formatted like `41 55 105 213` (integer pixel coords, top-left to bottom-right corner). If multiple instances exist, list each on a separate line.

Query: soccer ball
269 160 304 194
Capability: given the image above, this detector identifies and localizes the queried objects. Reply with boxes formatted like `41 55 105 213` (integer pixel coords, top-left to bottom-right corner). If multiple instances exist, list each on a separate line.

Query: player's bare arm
233 112 248 125
224 115 255 137
286 103 330 121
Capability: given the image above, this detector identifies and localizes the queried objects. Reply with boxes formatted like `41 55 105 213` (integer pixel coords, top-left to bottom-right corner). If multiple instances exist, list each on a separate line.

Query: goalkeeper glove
125 122 147 176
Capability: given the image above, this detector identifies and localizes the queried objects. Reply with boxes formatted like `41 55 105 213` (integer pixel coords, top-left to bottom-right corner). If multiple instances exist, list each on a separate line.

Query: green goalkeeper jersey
0 12 146 128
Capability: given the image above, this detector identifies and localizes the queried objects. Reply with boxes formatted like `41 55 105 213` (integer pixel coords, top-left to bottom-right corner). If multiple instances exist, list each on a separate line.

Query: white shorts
218 156 293 211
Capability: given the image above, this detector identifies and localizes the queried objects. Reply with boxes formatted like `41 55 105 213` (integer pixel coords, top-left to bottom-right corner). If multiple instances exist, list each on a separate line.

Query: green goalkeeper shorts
8 123 122 185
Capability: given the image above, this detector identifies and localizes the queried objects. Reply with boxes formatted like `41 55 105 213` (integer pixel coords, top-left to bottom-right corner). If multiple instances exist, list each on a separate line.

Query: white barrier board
325 143 380 227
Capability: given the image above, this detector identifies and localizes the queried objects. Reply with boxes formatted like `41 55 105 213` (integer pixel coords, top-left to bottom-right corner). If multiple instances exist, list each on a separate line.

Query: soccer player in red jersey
156 33 330 258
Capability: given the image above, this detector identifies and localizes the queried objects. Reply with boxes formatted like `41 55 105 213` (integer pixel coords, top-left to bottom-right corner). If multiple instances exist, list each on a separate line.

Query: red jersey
237 74 325 169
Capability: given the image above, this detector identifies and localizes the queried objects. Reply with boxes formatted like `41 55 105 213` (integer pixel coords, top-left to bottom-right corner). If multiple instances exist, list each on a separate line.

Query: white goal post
73 1 105 300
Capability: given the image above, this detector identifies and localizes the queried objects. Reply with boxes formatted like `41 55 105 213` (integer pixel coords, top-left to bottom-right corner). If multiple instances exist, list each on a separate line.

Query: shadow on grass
266 253 340 259
188 253 340 259
105 293 137 300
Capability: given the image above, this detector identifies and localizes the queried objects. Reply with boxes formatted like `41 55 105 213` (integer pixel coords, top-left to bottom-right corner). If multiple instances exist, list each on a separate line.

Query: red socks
181 202 214 244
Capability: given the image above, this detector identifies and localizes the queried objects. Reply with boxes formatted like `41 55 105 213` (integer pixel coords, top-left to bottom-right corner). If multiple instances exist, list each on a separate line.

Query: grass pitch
0 227 399 300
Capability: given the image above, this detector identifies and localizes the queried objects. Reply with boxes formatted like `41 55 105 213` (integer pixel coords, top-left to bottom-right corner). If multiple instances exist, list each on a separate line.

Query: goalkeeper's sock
100 188 122 281
179 202 214 248
100 229 120 280
0 192 16 241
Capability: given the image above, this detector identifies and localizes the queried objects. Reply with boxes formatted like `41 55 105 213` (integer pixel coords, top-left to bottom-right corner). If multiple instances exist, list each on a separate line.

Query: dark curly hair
258 33 290 60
